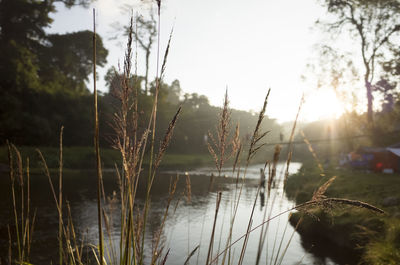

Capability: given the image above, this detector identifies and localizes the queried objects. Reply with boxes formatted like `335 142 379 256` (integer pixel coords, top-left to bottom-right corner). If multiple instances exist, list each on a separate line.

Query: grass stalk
14 147 25 262
206 191 222 265
276 216 303 265
238 185 261 265
26 157 32 260
8 225 12 265
140 3 162 262
272 213 290 265
184 245 199 265
223 90 270 264
195 207 207 265
151 176 179 264
59 126 64 265
66 201 83 264
92 9 104 265
283 95 304 187
7 142 22 262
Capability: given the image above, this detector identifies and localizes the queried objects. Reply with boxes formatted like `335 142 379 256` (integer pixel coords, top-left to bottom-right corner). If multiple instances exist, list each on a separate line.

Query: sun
303 89 344 121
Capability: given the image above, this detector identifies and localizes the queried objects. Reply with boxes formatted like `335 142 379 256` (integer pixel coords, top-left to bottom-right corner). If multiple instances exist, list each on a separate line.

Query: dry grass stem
206 192 222 265
276 216 303 265
184 245 199 265
151 176 179 264
160 248 170 265
154 106 182 170
160 27 174 80
312 176 337 201
207 89 232 176
185 173 192 203
59 126 64 265
247 89 271 162
283 95 304 186
300 198 385 214
8 225 12 265
268 144 282 195
92 9 104 265
238 184 261 265
300 130 325 175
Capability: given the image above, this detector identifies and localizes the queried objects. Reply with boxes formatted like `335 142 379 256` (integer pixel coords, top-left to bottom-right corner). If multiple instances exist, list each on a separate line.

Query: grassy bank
0 145 213 171
285 162 400 264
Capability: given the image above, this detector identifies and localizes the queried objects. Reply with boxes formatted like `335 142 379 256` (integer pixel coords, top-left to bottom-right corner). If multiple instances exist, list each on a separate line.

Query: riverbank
285 162 400 264
0 145 213 172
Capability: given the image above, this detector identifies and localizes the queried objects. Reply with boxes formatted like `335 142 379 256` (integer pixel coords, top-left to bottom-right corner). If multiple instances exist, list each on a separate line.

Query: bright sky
47 0 351 123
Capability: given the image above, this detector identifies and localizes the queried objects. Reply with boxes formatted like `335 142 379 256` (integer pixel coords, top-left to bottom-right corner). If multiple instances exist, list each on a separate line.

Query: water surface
0 163 353 264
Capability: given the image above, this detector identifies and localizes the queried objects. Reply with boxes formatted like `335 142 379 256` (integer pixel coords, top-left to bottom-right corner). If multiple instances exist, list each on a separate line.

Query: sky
47 0 352 123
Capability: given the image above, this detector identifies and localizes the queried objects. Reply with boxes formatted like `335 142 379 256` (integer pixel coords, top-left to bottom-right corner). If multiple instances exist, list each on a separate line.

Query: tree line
0 0 282 154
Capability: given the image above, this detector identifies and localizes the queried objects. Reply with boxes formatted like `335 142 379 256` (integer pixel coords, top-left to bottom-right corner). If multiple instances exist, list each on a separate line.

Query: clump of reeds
6 142 36 265
36 135 85 264
207 88 272 265
254 144 281 265
5 123 87 265
205 88 386 265
236 89 272 264
207 89 233 177
209 175 384 265
99 1 182 264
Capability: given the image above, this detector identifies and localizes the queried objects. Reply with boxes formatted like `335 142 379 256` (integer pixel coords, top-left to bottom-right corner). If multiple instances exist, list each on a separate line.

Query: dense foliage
103 71 283 155
0 0 283 154
0 0 108 144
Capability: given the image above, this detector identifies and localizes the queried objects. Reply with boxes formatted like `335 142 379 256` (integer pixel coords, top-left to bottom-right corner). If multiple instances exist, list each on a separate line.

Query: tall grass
93 9 104 265
4 2 386 265
7 142 36 264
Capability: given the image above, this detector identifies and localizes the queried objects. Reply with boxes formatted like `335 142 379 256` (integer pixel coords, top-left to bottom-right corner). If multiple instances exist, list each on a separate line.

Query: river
0 162 351 264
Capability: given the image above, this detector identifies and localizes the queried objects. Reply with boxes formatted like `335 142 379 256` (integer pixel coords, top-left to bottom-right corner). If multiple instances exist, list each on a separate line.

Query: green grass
285 162 400 264
0 145 213 171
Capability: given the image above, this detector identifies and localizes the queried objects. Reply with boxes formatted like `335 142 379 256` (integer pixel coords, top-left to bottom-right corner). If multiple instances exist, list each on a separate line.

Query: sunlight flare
303 89 344 121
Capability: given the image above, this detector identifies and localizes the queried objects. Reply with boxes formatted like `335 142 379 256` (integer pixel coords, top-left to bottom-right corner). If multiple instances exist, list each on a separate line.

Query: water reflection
0 162 355 265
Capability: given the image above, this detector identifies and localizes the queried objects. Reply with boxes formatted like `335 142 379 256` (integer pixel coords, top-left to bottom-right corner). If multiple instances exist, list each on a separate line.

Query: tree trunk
144 50 150 95
365 79 373 125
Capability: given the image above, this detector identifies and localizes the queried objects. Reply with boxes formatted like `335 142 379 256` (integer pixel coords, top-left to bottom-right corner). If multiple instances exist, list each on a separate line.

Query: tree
0 0 98 94
318 0 400 125
0 0 111 145
133 13 157 95
110 9 158 95
39 31 108 94
0 0 91 48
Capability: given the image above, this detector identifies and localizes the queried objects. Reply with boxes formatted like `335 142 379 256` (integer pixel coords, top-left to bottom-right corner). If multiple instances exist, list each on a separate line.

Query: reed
206 191 222 265
92 9 104 265
6 142 37 264
300 130 325 175
59 126 64 265
255 144 281 265
283 95 304 187
207 90 232 178
150 176 179 264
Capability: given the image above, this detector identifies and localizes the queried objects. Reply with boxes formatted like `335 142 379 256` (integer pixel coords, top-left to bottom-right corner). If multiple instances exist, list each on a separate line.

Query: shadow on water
0 162 360 264
298 233 361 265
